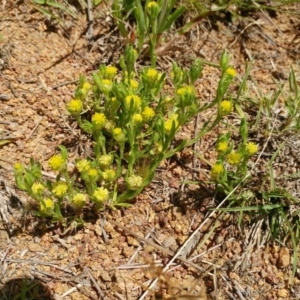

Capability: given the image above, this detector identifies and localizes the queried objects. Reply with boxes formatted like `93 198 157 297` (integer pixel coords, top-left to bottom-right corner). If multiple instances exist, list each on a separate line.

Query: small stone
99 269 111 282
174 224 182 234
94 226 102 237
127 236 140 247
163 236 176 249
74 233 84 241
122 245 134 257
34 236 41 243
27 241 43 252
277 288 289 298
277 247 290 268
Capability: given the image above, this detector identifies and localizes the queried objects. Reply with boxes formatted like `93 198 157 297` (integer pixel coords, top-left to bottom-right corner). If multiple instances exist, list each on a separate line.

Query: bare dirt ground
1 1 300 299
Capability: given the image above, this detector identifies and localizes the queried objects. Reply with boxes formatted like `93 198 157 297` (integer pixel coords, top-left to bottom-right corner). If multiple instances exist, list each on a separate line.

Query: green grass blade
32 0 77 18
177 10 214 35
236 60 252 103
157 0 169 32
215 204 283 212
30 5 52 18
134 0 146 51
112 0 128 37
267 141 285 167
158 6 186 34
279 210 298 284
289 66 299 99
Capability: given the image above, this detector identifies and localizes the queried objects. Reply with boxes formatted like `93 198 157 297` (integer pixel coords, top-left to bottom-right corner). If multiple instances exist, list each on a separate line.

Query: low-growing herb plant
29 0 78 26
112 0 186 66
208 118 258 196
14 47 237 225
201 65 300 283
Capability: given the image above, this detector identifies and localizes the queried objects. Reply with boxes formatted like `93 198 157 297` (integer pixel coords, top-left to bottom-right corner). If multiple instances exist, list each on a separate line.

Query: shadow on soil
6 192 100 238
0 278 53 300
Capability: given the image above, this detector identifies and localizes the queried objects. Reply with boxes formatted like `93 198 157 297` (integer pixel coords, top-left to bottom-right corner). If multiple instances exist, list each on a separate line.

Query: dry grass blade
138 178 250 300
109 221 205 273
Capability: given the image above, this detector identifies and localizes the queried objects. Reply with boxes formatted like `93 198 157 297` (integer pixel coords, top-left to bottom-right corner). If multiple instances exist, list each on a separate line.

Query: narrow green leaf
215 204 283 212
0 139 14 146
177 10 215 35
159 6 185 34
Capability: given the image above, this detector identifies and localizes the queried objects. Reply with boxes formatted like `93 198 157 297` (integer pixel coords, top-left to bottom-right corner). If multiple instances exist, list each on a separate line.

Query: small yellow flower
32 182 44 195
40 198 54 215
210 163 224 179
48 155 65 171
92 112 106 129
127 175 143 189
163 96 173 104
226 67 237 77
227 152 242 165
71 193 87 208
87 168 98 180
130 79 139 89
147 1 158 9
101 79 113 93
93 187 109 202
125 95 141 110
176 86 194 96
220 100 233 116
217 141 228 153
102 169 116 182
52 182 68 197
142 106 155 121
14 162 22 170
14 162 24 175
164 114 179 135
113 127 122 135
133 113 143 124
76 159 91 172
113 127 125 142
81 82 91 95
99 154 113 167
154 142 163 153
246 142 258 156
146 68 158 83
105 66 118 78
67 99 83 115
176 87 185 96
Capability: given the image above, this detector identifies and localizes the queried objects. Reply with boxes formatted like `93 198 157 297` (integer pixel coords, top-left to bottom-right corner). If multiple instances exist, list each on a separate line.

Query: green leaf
59 145 68 161
215 204 283 212
239 118 248 144
177 10 214 35
134 0 146 51
0 139 14 147
30 5 52 18
81 120 93 134
159 6 185 33
93 0 102 6
112 0 128 37
114 202 132 208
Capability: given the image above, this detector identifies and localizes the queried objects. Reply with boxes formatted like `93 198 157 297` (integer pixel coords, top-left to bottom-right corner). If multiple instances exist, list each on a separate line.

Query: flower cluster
15 48 242 225
49 155 65 171
164 114 179 135
219 100 233 116
92 113 106 129
210 163 224 180
210 128 259 197
177 86 194 96
67 99 83 115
